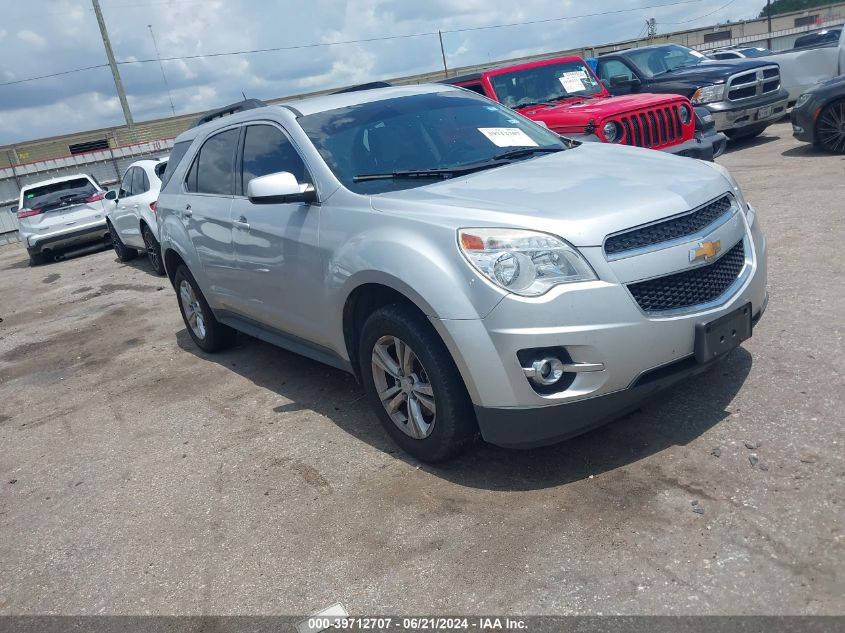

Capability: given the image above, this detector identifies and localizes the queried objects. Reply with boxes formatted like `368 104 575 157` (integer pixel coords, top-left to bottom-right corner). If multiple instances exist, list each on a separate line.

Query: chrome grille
727 65 781 102
627 240 746 313
604 196 734 257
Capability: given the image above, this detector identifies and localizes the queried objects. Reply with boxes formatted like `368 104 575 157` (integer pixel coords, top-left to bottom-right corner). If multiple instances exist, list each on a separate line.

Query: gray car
157 85 768 462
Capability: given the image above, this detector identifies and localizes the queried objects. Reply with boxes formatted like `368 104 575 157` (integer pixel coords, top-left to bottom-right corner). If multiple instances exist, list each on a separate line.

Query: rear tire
173 265 236 353
815 99 845 154
359 304 478 462
142 224 166 276
109 222 138 262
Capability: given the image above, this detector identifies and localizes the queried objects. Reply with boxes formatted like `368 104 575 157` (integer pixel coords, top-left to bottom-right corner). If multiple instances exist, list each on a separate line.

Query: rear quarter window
159 140 192 189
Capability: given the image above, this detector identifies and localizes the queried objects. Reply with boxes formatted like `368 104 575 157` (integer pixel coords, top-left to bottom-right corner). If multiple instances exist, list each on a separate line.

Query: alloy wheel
818 101 845 154
371 335 436 439
179 280 206 340
144 229 161 270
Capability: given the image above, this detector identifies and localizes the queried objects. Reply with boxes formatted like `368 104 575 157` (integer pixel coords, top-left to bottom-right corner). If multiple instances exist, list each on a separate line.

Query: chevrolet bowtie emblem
689 240 721 263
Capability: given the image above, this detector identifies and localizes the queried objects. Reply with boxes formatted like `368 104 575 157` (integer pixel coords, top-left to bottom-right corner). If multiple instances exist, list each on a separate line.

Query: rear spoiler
191 99 267 128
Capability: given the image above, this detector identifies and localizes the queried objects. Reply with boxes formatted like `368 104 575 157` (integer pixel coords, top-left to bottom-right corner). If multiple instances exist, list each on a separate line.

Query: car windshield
626 45 709 78
21 178 96 211
298 91 567 194
487 60 605 109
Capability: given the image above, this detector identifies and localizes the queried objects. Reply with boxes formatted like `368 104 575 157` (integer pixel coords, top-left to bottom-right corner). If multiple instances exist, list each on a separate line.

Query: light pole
148 24 176 116
91 0 134 132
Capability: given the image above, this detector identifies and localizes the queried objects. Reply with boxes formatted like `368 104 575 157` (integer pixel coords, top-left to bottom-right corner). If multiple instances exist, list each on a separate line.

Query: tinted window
242 125 309 192
119 168 135 198
132 167 148 195
489 60 604 108
298 91 565 194
624 45 708 77
160 140 192 189
599 59 635 81
195 128 239 195
20 178 97 212
185 156 199 193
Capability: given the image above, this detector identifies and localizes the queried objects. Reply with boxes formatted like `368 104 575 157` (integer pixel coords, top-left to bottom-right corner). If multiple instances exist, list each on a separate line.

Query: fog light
792 125 804 134
524 357 565 386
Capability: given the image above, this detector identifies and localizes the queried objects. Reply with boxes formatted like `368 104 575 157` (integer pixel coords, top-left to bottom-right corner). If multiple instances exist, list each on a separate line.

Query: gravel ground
0 121 842 616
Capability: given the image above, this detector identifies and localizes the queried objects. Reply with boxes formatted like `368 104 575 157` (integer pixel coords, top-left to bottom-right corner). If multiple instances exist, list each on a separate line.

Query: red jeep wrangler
443 55 726 160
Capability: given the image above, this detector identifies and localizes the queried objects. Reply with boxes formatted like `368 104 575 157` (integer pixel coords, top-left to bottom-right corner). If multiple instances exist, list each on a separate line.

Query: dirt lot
0 121 843 616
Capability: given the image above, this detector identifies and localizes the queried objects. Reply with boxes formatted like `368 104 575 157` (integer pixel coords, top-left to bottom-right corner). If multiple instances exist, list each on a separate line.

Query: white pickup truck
754 26 845 106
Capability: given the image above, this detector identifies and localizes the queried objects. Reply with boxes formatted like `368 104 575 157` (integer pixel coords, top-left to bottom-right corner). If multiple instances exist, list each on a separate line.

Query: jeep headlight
602 121 623 143
691 84 725 105
458 229 597 296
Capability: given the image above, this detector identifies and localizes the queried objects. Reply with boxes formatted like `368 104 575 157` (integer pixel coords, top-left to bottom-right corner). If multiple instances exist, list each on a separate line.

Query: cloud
0 0 766 144
16 30 47 49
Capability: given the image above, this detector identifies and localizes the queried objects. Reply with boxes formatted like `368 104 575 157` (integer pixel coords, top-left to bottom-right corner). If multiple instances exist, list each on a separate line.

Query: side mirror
247 171 317 204
104 190 118 201
609 75 641 89
9 206 18 214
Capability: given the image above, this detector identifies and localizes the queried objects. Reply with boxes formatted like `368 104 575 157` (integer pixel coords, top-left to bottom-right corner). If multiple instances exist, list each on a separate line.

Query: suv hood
370 143 731 247
652 59 775 83
521 93 688 126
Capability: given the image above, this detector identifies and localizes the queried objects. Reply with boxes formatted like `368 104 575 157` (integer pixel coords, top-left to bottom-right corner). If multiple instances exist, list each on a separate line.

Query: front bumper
662 129 727 161
434 208 767 449
706 90 789 132
790 106 816 143
26 222 110 254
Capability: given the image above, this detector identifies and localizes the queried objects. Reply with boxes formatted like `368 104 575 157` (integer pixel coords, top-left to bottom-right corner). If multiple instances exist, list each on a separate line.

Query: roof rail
330 81 392 94
191 98 267 128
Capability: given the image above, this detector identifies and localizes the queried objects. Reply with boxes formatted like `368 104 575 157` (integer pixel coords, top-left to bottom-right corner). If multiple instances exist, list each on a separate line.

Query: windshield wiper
353 148 565 182
491 147 565 161
353 166 488 182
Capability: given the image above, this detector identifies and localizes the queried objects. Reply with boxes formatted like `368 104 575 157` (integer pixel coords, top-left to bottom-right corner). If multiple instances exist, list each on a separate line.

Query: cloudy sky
0 0 767 145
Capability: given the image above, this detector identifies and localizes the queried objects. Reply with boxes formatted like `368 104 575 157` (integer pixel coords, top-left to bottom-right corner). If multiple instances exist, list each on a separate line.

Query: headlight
691 84 725 105
794 93 812 109
679 104 693 124
601 121 622 143
458 228 597 296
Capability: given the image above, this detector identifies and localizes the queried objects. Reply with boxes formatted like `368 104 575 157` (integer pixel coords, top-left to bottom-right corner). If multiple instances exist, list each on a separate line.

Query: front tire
142 224 166 276
359 304 477 462
173 265 236 353
816 99 845 154
109 222 138 262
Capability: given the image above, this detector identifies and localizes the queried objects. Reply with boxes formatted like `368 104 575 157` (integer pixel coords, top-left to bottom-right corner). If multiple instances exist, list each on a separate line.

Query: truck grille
727 66 780 102
605 196 733 256
627 240 746 313
617 104 687 149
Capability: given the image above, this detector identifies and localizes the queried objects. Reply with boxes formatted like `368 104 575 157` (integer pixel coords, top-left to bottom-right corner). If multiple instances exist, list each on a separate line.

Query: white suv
107 157 168 275
12 174 113 266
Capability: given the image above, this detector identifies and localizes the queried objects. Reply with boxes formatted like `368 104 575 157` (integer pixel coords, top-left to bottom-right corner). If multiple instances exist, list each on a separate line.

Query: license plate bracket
757 105 773 120
694 303 752 363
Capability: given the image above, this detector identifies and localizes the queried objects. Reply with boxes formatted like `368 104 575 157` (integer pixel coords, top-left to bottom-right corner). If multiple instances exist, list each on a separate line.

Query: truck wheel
359 304 478 462
816 99 845 154
173 265 236 353
142 225 166 276
109 222 138 262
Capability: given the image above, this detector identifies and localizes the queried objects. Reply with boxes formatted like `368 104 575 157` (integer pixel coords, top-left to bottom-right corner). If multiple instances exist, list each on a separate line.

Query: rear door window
132 167 149 195
21 178 98 212
193 128 240 196
241 124 310 193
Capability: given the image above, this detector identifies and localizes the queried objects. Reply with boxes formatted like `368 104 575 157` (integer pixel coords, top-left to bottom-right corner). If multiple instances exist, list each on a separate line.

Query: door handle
182 204 193 218
233 216 250 231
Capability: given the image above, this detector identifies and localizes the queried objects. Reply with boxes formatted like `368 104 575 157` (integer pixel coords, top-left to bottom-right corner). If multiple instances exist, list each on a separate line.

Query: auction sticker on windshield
478 128 539 147
559 71 588 93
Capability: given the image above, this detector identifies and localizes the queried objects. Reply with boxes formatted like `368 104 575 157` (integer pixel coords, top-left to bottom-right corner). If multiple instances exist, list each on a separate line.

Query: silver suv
158 85 768 462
